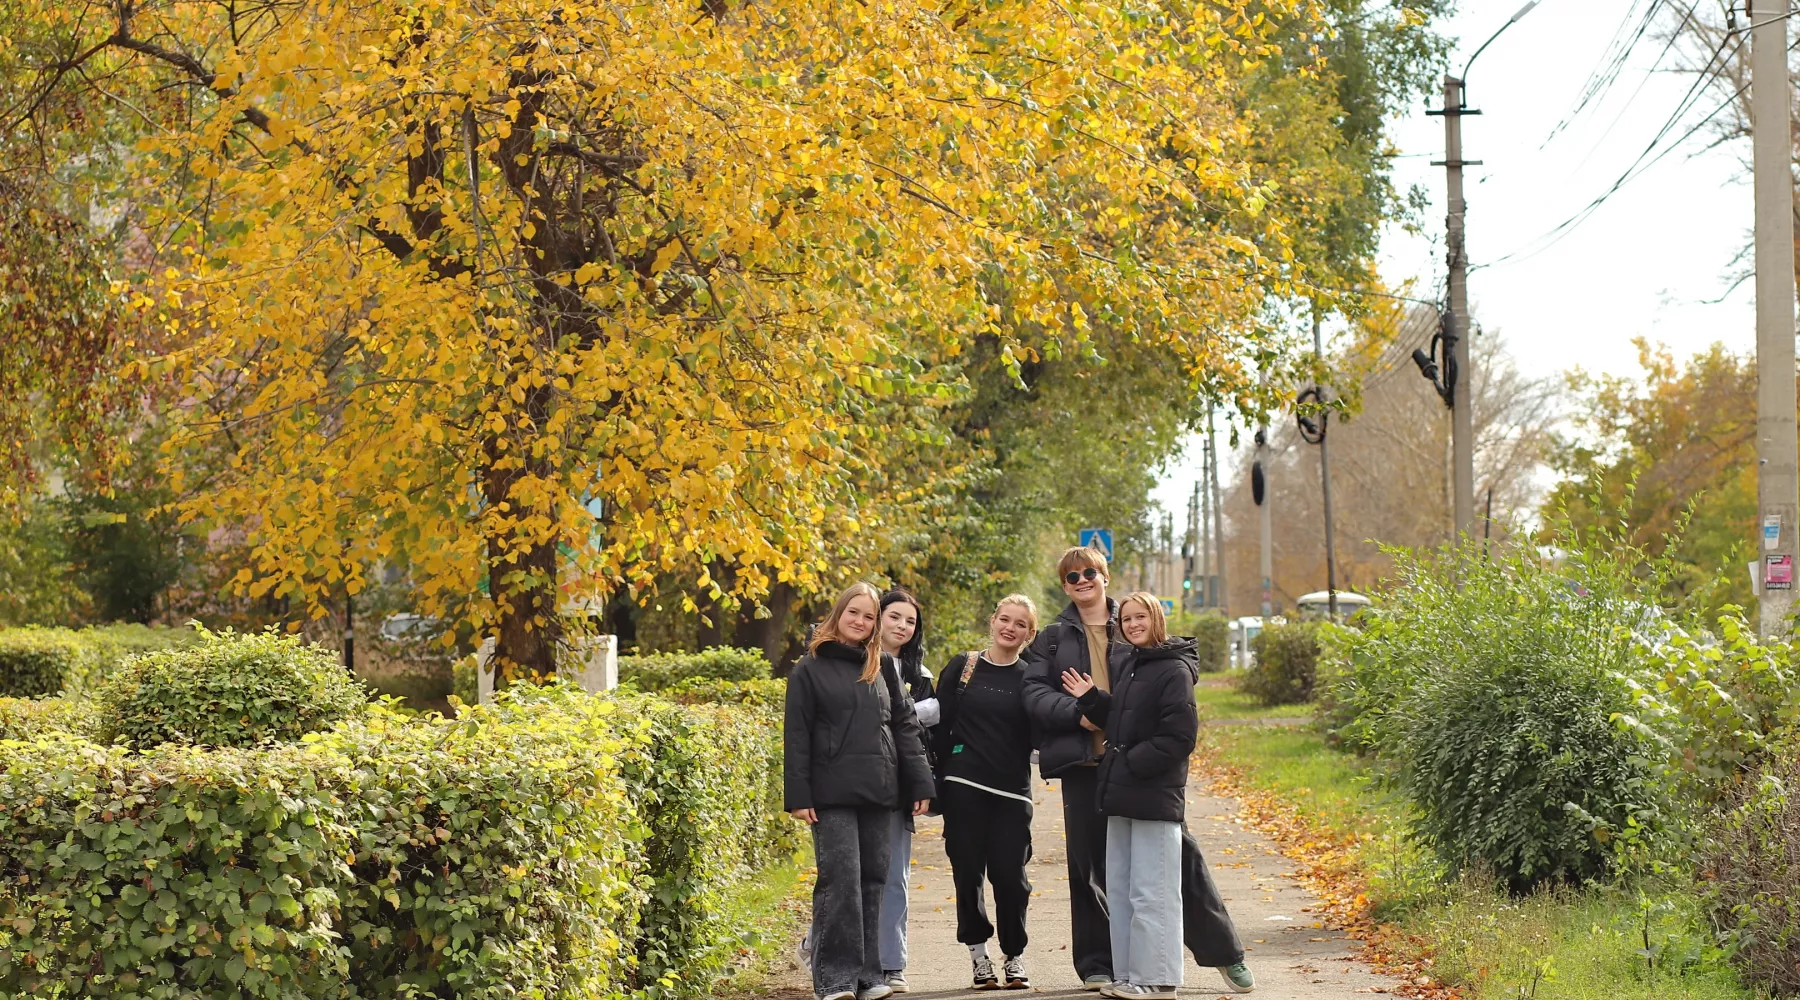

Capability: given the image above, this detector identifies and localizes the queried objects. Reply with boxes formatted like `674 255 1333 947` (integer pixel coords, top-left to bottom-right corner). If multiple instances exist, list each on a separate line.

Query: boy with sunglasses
1023 546 1256 995
1021 545 1124 990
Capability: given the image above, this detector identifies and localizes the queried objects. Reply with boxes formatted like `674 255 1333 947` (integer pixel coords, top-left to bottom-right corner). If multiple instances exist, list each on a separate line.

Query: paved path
749 772 1399 998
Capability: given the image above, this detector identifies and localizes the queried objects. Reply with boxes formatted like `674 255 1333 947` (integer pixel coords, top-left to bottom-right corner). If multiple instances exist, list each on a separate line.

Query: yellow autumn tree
8 0 1338 676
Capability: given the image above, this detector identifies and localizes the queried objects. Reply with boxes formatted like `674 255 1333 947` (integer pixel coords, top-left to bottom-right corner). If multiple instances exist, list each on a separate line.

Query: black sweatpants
1061 768 1247 976
941 780 1034 957
810 806 893 995
1060 765 1113 981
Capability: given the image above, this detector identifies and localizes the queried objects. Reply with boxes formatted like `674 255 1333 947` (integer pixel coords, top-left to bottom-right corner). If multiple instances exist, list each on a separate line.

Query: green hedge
664 677 786 707
0 627 87 697
1239 621 1323 706
0 696 99 740
95 628 368 748
0 624 198 698
619 646 772 692
0 684 790 998
1192 611 1229 673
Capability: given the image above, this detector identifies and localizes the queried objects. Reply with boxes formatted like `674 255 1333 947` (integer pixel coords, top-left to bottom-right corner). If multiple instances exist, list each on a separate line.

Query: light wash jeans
1105 816 1183 988
880 808 910 972
804 809 911 974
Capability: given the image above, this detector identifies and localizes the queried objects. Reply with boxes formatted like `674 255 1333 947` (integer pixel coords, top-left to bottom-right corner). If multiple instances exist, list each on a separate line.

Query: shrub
95 628 369 748
74 622 201 689
664 676 787 707
1191 611 1229 673
1707 748 1800 996
1323 541 1667 890
0 696 99 739
0 627 87 697
618 645 772 691
1238 621 1323 705
0 684 792 999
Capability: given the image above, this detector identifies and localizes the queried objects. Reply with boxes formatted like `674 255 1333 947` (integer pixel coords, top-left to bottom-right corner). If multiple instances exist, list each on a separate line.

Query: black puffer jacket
1021 600 1124 778
784 641 935 812
1075 637 1200 822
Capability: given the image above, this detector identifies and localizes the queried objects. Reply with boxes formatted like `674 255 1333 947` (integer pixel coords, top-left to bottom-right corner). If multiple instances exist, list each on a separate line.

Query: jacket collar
817 640 871 664
1055 597 1118 630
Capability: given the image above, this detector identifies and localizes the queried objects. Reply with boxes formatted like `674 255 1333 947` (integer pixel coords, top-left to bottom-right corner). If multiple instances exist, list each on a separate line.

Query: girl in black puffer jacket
785 582 934 1000
1061 592 1198 1000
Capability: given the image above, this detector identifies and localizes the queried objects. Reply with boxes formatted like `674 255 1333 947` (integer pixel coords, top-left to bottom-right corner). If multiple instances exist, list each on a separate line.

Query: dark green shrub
69 622 200 692
1191 611 1229 673
1706 746 1800 996
618 645 772 691
1238 621 1323 705
95 628 368 748
0 696 99 739
0 627 87 697
664 676 786 707
1323 541 1666 890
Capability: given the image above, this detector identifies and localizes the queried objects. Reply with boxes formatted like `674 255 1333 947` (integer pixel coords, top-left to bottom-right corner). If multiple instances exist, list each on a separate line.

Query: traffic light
1182 579 1192 591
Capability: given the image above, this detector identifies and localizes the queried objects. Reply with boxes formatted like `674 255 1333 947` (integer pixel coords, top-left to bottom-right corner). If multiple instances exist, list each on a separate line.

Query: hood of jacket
1126 635 1199 683
816 640 872 665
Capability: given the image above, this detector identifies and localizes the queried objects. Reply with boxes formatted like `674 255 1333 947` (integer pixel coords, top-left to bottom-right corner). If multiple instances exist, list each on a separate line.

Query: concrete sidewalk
747 774 1399 998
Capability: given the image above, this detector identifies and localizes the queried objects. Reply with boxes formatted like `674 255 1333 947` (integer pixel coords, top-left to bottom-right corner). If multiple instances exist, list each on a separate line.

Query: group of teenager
783 545 1255 1000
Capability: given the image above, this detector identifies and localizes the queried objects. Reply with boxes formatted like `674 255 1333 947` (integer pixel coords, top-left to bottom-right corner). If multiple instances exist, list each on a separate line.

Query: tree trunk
733 579 794 672
483 418 561 685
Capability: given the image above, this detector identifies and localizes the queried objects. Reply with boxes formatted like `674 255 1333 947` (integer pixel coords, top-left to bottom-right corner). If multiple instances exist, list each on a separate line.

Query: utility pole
1754 0 1797 636
1199 445 1214 609
1184 483 1201 611
1254 426 1273 618
1438 74 1477 537
1208 411 1229 618
1313 311 1340 620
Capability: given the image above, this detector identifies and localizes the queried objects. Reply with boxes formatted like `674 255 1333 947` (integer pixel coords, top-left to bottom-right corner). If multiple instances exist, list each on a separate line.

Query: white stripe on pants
1105 816 1183 988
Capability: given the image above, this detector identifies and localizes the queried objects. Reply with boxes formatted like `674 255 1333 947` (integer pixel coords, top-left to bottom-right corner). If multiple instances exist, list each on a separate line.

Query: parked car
1229 616 1268 669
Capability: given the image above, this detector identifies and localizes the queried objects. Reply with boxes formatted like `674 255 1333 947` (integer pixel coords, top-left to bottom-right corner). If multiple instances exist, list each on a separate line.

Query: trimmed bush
72 623 202 691
0 684 791 999
95 628 368 748
1238 621 1323 705
1192 611 1229 673
618 645 772 691
664 676 786 707
0 696 99 739
0 627 87 697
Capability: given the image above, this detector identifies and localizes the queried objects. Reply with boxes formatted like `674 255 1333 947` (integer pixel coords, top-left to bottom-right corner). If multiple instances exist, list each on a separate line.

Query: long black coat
1020 599 1124 778
1075 638 1200 822
784 641 935 812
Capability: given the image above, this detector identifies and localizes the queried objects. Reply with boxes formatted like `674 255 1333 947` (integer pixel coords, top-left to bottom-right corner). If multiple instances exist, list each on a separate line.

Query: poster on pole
1767 554 1793 591
1765 515 1782 551
1079 528 1114 561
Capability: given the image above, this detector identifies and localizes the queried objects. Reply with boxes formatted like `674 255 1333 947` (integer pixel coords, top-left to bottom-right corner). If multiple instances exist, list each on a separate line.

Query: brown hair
992 593 1041 633
1118 591 1168 647
810 582 885 683
1057 545 1109 580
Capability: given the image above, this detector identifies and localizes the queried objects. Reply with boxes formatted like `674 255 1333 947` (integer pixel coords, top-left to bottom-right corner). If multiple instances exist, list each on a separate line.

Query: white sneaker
1085 974 1115 992
821 991 855 1000
884 971 909 993
857 985 894 1000
795 931 813 971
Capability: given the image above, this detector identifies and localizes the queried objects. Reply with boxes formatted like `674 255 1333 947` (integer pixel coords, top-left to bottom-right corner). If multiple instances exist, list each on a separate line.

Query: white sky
1152 0 1757 520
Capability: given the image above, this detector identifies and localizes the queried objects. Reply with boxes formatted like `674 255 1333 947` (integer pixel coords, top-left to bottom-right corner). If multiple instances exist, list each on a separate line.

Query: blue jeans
810 807 893 996
1105 816 1183 988
805 810 910 977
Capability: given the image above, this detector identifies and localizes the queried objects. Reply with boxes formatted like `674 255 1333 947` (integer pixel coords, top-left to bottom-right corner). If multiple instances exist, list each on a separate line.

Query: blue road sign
1079 528 1114 561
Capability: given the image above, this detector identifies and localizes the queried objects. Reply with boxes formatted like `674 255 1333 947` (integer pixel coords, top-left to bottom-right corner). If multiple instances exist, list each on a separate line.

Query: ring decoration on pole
1296 386 1327 445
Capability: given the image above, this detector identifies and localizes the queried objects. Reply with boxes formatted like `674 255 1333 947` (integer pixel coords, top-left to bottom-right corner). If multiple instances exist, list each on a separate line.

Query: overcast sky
1150 0 1757 524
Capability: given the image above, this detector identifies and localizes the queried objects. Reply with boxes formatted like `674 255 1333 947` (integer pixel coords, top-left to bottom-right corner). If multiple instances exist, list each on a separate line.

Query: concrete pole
1314 311 1340 620
1753 0 1798 636
1208 410 1230 618
1441 74 1477 537
1257 428 1273 618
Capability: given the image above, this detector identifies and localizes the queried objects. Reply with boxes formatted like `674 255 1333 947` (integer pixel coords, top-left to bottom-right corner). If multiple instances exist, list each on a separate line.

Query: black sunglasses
1064 567 1102 585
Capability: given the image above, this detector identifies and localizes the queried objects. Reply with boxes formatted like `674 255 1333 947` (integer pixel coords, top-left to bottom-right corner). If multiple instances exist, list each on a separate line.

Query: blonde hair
1057 545 1109 580
1118 591 1168 647
810 582 885 683
991 593 1041 633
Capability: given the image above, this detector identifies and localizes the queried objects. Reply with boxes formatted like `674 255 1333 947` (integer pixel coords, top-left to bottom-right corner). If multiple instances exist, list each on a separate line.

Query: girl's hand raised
790 808 818 824
1061 668 1094 698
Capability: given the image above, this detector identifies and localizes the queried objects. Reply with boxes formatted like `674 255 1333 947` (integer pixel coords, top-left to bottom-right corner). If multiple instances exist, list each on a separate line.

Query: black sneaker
972 955 1000 990
1002 955 1030 989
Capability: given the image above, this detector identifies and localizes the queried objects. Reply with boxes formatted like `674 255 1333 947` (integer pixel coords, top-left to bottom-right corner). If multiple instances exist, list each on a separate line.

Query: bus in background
1295 590 1373 622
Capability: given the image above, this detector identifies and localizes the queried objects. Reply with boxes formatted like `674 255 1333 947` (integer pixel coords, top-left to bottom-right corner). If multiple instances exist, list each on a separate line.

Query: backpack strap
957 650 981 695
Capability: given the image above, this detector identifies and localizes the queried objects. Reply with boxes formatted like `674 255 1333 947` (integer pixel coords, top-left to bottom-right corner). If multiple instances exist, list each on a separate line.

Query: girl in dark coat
1061 592 1197 1000
786 582 935 1000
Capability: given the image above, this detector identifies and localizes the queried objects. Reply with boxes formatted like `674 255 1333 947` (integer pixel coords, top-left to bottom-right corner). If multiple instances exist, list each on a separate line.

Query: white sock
969 942 989 961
